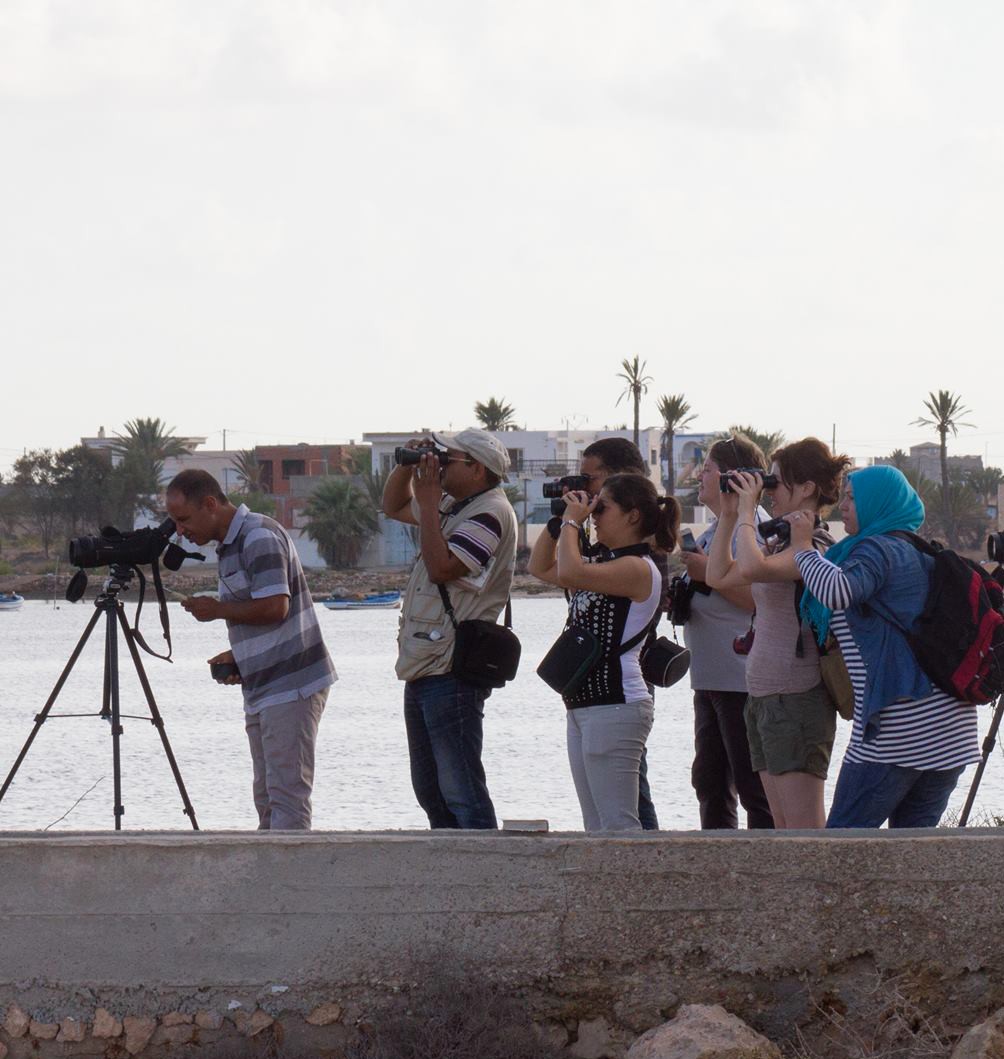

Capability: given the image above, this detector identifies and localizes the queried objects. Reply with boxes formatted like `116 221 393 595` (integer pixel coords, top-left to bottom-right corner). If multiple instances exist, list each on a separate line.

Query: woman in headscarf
790 465 979 827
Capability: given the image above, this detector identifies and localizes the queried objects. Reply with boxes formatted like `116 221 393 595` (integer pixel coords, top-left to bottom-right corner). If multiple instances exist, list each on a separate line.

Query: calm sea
0 598 1001 831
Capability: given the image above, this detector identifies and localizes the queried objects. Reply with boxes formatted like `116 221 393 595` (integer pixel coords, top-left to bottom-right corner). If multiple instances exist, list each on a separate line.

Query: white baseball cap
432 430 510 481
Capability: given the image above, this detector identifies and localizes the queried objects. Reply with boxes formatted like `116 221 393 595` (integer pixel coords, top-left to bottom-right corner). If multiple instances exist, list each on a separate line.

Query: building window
506 448 524 473
281 459 306 479
651 449 658 465
380 452 396 474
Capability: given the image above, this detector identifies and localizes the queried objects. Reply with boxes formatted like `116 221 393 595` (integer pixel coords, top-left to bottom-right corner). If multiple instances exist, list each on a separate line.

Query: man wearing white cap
383 429 517 829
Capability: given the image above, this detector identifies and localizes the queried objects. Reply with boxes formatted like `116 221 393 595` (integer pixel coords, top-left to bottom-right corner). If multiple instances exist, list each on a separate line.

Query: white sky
2 0 1003 475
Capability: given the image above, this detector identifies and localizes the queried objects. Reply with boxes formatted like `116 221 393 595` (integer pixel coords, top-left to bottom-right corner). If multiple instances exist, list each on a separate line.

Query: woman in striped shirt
792 466 979 828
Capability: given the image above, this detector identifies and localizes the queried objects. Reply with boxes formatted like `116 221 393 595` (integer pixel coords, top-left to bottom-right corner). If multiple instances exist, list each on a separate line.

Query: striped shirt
796 549 978 770
218 505 337 714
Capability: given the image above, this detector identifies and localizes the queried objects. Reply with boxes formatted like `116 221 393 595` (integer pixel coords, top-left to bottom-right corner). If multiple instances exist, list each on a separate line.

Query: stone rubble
952 1006 1004 1059
627 1004 782 1059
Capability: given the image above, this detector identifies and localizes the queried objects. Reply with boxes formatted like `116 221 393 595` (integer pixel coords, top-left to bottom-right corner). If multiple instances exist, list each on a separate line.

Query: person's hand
208 649 242 685
680 547 708 583
718 485 741 519
412 451 444 510
785 510 816 551
728 471 763 517
561 490 593 525
182 595 222 622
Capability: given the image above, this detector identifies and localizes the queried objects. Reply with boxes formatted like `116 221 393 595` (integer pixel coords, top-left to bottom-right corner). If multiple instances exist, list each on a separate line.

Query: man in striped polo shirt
167 469 336 830
383 430 516 829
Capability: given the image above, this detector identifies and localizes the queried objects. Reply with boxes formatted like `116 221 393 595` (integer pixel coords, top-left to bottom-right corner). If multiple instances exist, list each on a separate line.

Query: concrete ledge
1 830 1001 1053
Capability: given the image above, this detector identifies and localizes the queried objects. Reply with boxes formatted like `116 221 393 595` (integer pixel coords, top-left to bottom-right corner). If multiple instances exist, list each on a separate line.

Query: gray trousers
245 688 328 830
566 700 654 832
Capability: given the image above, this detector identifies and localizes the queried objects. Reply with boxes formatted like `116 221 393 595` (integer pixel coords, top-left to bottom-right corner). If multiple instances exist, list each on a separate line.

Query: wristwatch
561 518 581 531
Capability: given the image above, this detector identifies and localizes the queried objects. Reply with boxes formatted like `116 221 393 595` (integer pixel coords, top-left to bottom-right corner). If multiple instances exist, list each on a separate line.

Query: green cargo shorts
744 683 836 779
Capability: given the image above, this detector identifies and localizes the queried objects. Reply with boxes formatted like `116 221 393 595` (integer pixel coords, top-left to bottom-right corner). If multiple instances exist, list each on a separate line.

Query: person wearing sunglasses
705 438 850 829
529 474 680 831
383 430 517 830
680 434 774 831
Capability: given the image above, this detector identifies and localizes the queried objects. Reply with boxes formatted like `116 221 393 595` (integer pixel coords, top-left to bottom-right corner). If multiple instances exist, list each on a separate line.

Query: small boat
323 590 401 611
0 592 24 611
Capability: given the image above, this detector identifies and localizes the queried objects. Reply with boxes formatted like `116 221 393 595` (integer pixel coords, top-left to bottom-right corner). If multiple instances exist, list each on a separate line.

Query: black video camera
758 513 821 544
543 475 590 517
719 469 779 493
69 518 195 572
394 445 449 467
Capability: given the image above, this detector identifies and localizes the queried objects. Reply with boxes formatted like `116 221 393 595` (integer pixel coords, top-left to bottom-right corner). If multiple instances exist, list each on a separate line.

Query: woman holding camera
792 466 979 828
528 474 680 831
705 438 850 829
681 434 774 830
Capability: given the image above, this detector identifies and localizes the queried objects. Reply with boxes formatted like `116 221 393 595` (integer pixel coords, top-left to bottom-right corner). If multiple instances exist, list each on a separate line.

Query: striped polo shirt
217 505 337 714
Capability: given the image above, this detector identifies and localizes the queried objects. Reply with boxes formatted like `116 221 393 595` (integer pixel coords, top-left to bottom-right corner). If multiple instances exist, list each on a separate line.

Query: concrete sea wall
0 829 1001 1056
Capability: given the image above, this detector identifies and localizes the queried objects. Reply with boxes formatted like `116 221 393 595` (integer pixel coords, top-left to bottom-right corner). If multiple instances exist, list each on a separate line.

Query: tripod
0 564 199 830
958 691 1004 827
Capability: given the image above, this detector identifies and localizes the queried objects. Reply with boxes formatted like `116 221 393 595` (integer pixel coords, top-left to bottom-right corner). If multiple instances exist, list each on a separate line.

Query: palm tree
967 466 1004 509
111 418 191 495
474 397 518 432
656 394 696 496
889 448 909 470
303 478 379 569
912 390 974 547
615 357 653 448
231 449 266 492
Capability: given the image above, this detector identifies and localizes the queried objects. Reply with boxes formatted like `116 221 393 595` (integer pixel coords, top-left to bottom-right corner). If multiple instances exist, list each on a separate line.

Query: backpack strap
793 581 805 659
437 582 513 630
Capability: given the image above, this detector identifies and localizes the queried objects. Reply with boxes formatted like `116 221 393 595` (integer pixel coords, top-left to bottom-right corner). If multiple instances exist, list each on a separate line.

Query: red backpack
875 531 1004 705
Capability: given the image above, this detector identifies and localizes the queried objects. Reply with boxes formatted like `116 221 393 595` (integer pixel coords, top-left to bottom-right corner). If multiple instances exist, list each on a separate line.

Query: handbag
437 585 521 690
536 627 603 695
640 633 691 689
819 632 855 721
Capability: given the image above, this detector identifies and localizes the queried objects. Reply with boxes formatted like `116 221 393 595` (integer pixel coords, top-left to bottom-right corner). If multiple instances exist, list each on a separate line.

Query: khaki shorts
744 683 836 780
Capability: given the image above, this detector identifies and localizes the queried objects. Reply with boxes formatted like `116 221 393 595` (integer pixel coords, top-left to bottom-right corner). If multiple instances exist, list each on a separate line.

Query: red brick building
254 444 359 528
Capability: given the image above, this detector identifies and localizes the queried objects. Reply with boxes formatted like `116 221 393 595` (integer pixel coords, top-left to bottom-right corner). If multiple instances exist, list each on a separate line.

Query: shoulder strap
437 582 513 630
616 609 661 657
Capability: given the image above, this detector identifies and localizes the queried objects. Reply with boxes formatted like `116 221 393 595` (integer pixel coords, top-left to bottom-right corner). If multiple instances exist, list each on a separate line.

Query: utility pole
222 429 227 452
831 424 836 454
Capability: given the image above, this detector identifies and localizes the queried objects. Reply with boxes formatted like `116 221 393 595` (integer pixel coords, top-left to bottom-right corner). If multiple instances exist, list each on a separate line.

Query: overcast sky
2 1 1003 475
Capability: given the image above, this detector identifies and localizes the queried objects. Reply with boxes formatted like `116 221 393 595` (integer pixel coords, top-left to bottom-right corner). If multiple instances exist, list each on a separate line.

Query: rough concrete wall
0 830 1001 1055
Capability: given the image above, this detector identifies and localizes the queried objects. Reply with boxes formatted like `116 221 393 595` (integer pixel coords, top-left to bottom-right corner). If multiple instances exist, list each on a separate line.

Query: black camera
989 533 1004 564
542 475 589 499
758 514 821 543
394 445 449 467
668 575 695 626
69 518 193 572
544 475 590 518
719 469 779 493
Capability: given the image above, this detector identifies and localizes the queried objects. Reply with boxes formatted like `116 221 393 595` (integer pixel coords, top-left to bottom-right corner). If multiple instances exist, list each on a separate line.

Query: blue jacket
840 534 934 737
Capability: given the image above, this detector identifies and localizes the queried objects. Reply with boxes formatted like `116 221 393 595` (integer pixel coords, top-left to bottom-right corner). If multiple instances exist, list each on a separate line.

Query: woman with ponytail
529 474 680 830
791 465 979 828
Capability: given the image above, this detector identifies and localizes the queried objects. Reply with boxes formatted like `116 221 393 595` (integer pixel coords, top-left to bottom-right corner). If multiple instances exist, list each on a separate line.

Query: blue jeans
827 759 965 828
403 674 497 830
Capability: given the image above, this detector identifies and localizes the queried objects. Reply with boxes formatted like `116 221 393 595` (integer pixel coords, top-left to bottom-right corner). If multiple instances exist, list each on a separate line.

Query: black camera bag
437 585 521 690
640 616 691 689
537 627 603 695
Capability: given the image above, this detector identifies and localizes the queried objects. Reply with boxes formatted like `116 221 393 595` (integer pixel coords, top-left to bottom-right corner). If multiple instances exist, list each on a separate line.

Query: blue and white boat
323 590 401 611
0 592 24 611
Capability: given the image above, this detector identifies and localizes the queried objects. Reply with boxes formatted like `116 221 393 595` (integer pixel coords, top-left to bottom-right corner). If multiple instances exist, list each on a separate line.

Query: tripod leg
106 605 125 831
0 605 104 805
115 605 200 830
958 693 1004 827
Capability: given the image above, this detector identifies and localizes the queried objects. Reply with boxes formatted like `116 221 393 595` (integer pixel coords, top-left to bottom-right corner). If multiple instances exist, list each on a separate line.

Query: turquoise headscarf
801 465 925 644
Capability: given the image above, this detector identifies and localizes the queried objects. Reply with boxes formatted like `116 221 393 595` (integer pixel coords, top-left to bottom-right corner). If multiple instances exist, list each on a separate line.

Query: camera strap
129 559 174 662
